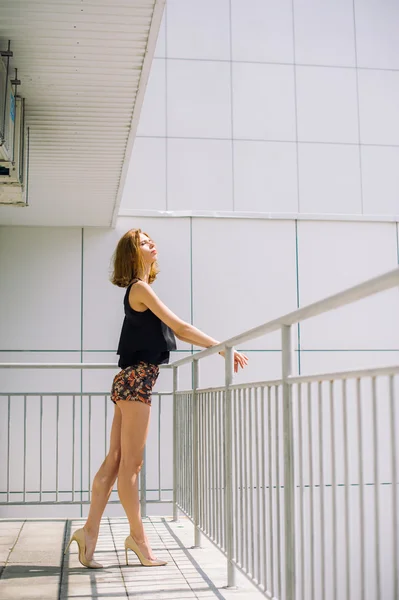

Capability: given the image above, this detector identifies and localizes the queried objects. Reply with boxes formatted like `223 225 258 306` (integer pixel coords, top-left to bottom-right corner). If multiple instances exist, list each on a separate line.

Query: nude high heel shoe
124 535 167 567
64 528 103 569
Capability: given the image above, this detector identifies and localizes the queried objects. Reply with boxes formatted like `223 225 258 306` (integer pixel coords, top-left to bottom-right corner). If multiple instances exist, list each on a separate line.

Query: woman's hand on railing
218 350 249 373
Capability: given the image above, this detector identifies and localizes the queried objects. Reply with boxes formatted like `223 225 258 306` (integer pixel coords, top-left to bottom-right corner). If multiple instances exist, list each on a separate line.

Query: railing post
193 358 201 547
282 325 295 600
140 445 147 519
173 365 179 522
225 346 236 588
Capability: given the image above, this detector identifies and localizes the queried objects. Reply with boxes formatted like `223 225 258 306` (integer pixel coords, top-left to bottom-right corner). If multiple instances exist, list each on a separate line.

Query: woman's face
139 232 157 264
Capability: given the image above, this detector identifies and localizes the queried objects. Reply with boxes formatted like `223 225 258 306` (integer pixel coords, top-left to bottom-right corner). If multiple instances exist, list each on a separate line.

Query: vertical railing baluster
7 395 10 503
260 386 267 590
233 388 239 564
199 392 204 530
207 391 212 537
244 387 249 571
40 395 43 503
23 395 27 504
342 379 350 600
318 381 326 600
249 387 255 580
371 376 381 600
173 366 179 521
182 394 186 511
255 386 261 584
212 390 217 541
275 385 282 598
268 385 275 596
282 324 295 600
219 390 224 549
308 382 315 600
158 394 162 501
297 382 305 600
88 395 91 504
72 395 75 503
389 375 398 600
193 359 201 548
239 388 245 568
330 380 337 600
181 393 184 511
56 394 59 503
220 390 225 550
80 393 83 514
225 346 235 587
357 378 365 600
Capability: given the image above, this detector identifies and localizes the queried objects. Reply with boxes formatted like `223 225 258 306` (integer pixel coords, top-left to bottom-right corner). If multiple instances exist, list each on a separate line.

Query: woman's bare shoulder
133 280 186 333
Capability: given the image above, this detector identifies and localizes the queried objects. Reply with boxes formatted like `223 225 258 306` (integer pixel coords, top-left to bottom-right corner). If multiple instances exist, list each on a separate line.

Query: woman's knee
119 456 144 476
102 450 121 477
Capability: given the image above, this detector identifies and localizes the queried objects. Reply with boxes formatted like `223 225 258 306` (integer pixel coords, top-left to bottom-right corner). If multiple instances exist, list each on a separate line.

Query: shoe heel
64 535 75 555
125 547 129 566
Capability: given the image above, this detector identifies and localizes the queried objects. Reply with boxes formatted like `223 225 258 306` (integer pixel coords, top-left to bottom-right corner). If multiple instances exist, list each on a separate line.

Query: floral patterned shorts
111 362 160 406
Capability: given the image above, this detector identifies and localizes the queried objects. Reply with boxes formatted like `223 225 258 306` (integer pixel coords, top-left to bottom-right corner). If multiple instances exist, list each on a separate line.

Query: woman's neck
141 267 151 283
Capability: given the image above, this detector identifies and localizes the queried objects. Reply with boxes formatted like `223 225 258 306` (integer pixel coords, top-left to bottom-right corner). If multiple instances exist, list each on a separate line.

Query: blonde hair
109 228 159 288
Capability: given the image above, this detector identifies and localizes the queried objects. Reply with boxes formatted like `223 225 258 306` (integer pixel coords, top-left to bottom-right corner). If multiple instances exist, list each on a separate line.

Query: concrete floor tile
0 579 59 600
0 517 264 600
0 523 24 533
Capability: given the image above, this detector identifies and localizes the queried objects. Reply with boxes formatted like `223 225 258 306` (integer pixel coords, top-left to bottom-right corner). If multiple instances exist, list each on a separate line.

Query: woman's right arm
135 281 249 371
134 280 220 349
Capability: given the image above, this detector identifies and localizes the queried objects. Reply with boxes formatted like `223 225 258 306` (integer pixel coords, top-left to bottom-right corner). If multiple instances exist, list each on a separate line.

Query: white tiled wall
361 146 399 215
233 141 298 213
0 227 82 351
355 0 399 70
167 139 233 211
124 0 399 219
296 66 359 145
120 137 166 211
231 0 294 63
191 218 298 351
167 60 231 139
293 0 356 67
1 1 399 530
167 0 230 60
232 62 296 142
136 58 166 137
298 143 362 214
358 69 399 147
298 221 399 350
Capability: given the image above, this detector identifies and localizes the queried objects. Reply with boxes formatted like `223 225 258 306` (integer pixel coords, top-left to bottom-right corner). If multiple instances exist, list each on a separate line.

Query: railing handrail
168 363 399 395
169 266 399 367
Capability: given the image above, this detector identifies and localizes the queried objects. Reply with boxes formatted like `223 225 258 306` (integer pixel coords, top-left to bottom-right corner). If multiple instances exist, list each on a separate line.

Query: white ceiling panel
0 0 164 226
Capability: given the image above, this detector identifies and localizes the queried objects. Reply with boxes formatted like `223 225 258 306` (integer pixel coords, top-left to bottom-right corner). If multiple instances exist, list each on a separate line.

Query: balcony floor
0 516 265 599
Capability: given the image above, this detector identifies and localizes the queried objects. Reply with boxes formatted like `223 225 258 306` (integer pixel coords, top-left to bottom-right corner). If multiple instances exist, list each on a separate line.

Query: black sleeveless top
116 279 177 369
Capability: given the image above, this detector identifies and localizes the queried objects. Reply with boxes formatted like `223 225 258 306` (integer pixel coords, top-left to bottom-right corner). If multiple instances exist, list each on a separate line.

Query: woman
64 228 249 568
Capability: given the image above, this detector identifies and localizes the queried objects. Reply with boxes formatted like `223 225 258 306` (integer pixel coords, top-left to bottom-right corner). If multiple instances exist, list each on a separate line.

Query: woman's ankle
83 524 99 536
130 531 145 544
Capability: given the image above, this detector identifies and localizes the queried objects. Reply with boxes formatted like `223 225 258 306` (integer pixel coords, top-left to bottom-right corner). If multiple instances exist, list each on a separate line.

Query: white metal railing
171 267 399 600
0 380 173 517
1 267 399 600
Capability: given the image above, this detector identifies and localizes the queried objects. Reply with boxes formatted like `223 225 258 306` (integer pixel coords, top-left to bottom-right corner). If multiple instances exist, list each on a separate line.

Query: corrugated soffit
0 0 164 226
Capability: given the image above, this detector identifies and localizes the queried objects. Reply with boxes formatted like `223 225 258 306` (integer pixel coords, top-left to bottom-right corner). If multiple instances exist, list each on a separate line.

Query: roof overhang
0 0 165 227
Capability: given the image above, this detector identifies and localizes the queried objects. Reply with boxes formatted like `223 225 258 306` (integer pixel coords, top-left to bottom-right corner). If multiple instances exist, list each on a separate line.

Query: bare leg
117 399 158 560
82 403 122 560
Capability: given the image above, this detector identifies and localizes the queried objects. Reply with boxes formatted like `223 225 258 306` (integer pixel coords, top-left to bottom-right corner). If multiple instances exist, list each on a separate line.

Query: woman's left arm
174 332 192 344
